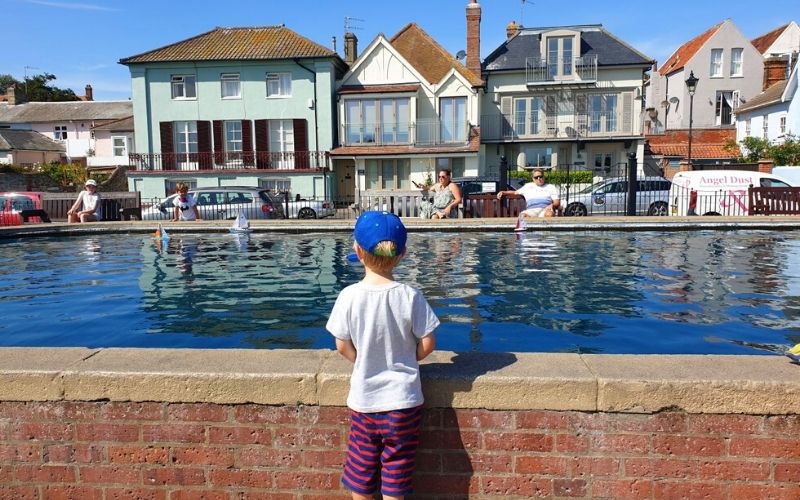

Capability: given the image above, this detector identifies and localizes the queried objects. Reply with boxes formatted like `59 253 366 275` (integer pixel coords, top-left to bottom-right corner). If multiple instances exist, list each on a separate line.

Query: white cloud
22 0 117 11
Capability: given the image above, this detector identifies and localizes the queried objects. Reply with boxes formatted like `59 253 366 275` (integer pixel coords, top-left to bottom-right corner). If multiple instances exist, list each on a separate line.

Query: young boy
327 211 439 500
171 183 201 222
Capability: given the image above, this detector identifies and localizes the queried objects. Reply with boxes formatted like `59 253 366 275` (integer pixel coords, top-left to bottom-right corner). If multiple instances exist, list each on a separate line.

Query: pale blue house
120 26 347 201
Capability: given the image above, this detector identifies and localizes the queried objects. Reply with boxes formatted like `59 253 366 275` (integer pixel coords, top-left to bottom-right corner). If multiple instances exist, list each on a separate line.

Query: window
196 191 223 206
225 191 254 204
780 115 786 135
547 37 574 79
365 159 410 190
171 75 196 99
259 178 291 194
269 120 294 168
345 98 410 145
174 121 198 158
221 73 241 99
715 91 734 125
440 96 467 142
266 73 291 97
763 114 769 139
514 96 543 136
710 49 723 77
224 121 242 152
436 157 465 178
54 125 67 140
730 48 743 76
745 119 751 136
524 146 553 167
588 94 618 133
112 136 128 157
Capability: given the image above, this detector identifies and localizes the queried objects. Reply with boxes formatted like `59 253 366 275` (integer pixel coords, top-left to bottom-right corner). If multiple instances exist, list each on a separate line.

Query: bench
748 186 800 215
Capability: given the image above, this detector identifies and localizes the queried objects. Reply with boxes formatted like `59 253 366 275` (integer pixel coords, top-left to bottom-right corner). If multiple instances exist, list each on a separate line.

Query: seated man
497 168 559 218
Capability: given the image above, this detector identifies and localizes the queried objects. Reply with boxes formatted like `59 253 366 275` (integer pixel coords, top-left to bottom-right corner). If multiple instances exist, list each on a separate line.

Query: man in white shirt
67 179 102 223
497 168 560 217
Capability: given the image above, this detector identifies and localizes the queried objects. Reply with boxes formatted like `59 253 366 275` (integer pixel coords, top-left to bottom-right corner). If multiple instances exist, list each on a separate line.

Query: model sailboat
229 211 252 233
153 223 170 240
787 343 800 363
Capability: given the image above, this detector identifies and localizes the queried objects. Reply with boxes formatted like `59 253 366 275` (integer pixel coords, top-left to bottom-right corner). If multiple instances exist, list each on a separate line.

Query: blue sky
3 0 797 101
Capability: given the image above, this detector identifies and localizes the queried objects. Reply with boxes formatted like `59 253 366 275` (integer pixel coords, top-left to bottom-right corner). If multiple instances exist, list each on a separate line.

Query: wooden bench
463 194 526 218
748 187 800 215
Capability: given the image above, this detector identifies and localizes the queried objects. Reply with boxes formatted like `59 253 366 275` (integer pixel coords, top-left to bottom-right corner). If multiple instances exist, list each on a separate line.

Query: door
336 160 356 205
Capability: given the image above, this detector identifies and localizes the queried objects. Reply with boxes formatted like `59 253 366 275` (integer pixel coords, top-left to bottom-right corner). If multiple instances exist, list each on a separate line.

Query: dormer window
547 36 574 79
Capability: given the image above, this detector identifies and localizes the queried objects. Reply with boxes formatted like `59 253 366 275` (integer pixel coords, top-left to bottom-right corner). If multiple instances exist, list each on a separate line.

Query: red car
0 192 43 225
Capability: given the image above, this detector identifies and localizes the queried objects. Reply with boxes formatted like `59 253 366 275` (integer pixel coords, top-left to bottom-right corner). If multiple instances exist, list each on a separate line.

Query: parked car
140 187 284 221
562 176 672 216
274 192 335 219
0 191 44 225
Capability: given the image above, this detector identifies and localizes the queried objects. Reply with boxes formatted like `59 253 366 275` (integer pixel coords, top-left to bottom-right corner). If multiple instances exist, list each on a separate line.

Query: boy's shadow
414 351 518 498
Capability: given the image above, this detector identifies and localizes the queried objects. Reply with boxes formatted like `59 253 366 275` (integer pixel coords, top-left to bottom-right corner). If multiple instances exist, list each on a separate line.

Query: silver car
141 187 284 221
562 176 671 216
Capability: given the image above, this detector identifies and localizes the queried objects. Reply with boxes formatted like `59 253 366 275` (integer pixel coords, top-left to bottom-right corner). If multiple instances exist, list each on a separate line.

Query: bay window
345 97 410 145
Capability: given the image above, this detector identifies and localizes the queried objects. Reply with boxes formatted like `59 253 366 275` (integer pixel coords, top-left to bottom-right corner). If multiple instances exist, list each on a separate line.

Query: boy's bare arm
417 334 436 361
335 338 357 363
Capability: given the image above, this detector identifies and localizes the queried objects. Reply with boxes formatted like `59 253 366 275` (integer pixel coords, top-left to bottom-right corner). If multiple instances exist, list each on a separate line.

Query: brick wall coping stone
6 216 800 239
1 348 798 415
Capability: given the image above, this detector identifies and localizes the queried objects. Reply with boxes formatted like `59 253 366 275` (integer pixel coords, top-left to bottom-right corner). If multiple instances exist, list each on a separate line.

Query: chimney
344 32 358 65
6 84 25 106
763 55 788 90
506 20 520 39
84 84 93 101
465 0 482 77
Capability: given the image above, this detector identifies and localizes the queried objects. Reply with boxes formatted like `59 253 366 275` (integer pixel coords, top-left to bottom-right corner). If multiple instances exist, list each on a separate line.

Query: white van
669 170 793 216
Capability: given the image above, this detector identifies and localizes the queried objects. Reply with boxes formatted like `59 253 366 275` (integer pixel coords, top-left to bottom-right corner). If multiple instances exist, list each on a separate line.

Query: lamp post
685 71 699 169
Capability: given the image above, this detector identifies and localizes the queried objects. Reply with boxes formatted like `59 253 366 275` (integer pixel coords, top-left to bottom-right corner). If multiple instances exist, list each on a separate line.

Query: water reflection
0 231 798 353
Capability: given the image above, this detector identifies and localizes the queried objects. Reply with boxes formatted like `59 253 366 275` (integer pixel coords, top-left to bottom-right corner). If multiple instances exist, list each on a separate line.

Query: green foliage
0 73 79 102
509 169 593 185
34 162 86 190
770 135 800 166
738 136 771 162
0 164 28 174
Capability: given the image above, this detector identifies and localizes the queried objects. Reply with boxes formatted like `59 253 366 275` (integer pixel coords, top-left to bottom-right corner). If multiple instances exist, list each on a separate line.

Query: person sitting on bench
67 179 103 223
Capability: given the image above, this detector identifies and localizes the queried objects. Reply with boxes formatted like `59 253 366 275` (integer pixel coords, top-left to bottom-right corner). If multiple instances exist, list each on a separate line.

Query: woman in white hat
67 179 103 223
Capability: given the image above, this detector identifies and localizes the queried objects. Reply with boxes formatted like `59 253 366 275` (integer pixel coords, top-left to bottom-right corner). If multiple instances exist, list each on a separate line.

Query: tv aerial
344 16 364 33
520 0 534 26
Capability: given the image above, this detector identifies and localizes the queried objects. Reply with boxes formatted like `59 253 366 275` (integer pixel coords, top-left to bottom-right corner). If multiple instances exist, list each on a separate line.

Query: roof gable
390 23 482 86
339 36 424 88
751 23 789 54
120 26 341 64
658 21 724 75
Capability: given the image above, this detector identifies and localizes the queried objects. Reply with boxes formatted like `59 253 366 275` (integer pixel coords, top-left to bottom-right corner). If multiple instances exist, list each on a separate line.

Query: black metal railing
128 151 330 172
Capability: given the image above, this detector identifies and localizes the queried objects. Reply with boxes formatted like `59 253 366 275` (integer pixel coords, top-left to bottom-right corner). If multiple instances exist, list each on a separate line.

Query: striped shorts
342 405 423 497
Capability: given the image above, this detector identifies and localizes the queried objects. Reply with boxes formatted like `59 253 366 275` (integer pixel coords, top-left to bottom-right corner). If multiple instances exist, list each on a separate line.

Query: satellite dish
456 50 466 61
669 96 679 104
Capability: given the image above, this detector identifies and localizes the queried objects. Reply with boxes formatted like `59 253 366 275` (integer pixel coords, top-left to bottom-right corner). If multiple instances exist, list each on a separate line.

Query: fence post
626 152 637 216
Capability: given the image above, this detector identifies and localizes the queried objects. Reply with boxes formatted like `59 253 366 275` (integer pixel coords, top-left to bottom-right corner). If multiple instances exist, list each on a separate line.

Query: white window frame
588 93 619 133
54 125 67 140
440 96 468 143
710 49 723 77
513 96 544 137
762 114 769 139
546 36 574 79
221 73 241 99
266 73 291 98
112 135 128 157
780 115 787 135
715 91 734 125
269 119 294 169
345 98 410 145
224 121 243 152
174 121 198 169
171 75 197 100
745 118 751 136
730 48 743 77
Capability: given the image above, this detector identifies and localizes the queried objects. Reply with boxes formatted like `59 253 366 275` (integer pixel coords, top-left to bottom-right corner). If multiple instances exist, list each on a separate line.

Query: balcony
481 113 635 142
525 55 598 86
128 151 330 172
341 119 470 147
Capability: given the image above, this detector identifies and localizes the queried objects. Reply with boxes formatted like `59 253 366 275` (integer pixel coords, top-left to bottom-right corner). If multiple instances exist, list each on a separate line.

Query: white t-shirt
326 281 440 413
517 182 560 210
80 191 102 220
173 195 198 221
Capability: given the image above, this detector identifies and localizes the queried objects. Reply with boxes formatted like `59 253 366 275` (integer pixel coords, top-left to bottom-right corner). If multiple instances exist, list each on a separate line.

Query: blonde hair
356 241 403 272
176 182 189 194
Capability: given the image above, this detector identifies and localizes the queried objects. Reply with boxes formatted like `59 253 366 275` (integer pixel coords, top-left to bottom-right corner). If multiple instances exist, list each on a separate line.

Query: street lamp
685 71 699 169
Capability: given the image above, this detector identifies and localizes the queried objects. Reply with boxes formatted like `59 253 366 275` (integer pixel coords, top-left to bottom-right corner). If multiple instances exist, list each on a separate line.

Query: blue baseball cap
353 210 407 257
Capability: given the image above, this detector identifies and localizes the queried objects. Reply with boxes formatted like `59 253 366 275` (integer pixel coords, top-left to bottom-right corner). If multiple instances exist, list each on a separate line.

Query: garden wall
1 348 798 499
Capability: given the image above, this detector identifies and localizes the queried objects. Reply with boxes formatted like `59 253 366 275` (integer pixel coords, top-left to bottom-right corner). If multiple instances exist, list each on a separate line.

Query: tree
769 135 800 166
0 73 79 102
738 137 770 162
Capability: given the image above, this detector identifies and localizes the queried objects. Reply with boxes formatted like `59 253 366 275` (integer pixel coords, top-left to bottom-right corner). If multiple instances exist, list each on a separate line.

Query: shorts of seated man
521 206 554 218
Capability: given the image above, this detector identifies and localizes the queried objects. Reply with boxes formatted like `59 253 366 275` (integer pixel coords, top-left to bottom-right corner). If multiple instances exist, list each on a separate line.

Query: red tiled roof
338 84 421 94
120 26 338 64
658 22 723 76
331 127 480 156
736 79 788 113
751 24 788 54
646 128 739 159
390 23 482 87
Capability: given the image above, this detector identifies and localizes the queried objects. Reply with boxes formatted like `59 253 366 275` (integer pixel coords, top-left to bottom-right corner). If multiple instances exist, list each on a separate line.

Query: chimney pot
506 20 520 39
344 32 358 65
84 84 93 101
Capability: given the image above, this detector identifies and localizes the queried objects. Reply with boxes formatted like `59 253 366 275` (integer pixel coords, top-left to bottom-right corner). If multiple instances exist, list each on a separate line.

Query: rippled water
1 230 799 354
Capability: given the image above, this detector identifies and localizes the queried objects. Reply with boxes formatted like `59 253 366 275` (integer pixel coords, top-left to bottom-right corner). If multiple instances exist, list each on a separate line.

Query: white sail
230 211 251 233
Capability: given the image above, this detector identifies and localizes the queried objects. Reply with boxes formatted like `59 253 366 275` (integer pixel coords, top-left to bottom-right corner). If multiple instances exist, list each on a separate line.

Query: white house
736 62 798 146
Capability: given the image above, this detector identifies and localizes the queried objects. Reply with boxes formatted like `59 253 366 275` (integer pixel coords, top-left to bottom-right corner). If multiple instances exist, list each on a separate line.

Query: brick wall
1 401 798 499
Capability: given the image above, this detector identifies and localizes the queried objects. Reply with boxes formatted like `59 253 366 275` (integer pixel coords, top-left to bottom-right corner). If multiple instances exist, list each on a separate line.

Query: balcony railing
341 119 470 147
128 151 329 172
481 114 635 141
525 55 598 85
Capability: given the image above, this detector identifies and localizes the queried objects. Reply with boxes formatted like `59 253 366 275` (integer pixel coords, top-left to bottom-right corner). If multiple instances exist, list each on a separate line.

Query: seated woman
416 169 462 219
